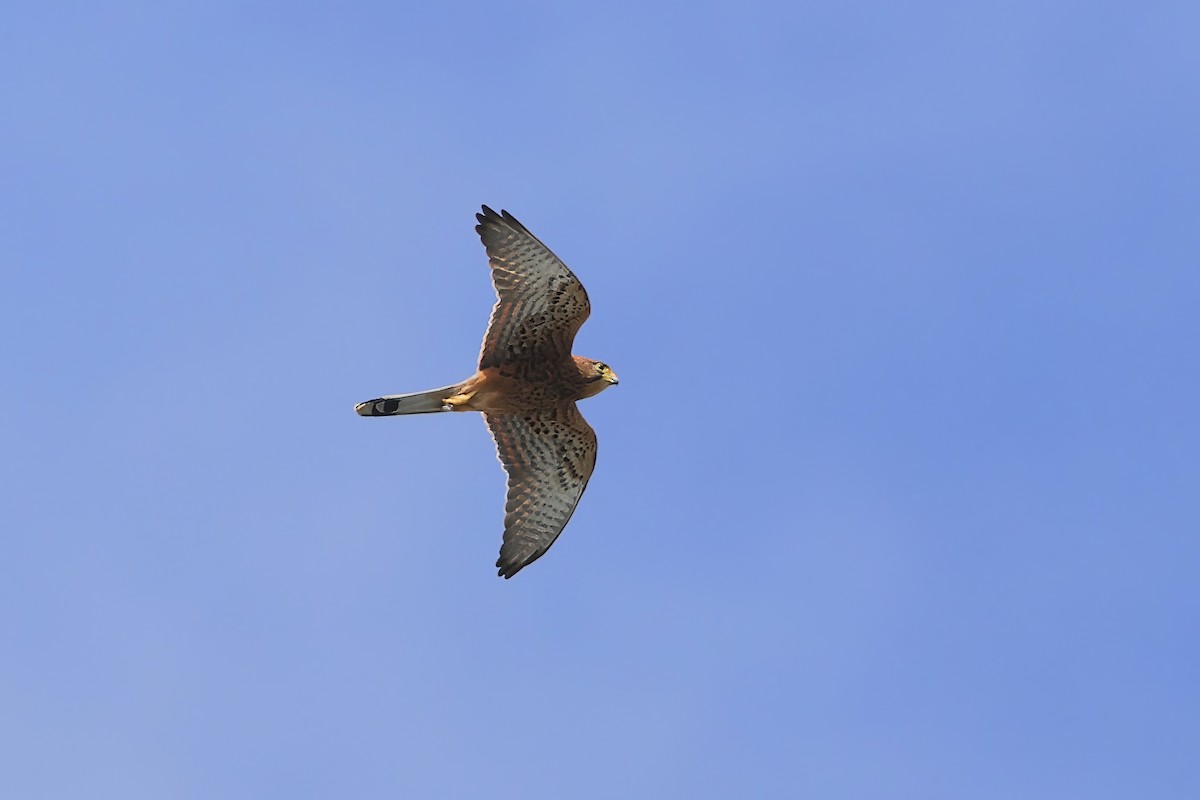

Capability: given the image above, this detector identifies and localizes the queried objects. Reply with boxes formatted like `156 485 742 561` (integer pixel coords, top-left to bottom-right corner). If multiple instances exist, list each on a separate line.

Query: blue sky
3 1 1198 797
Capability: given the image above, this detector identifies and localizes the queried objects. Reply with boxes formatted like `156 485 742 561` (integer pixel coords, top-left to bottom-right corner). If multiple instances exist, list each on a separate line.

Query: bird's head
577 356 619 397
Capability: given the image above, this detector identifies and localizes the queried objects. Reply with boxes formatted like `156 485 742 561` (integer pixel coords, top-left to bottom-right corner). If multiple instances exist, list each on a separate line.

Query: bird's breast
458 366 575 413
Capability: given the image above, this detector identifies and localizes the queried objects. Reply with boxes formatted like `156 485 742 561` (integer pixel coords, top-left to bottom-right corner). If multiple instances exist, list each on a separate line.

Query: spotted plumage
356 206 618 578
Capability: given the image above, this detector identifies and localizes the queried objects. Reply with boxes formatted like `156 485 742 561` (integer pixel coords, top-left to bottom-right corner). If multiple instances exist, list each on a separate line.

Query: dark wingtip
477 204 528 237
495 545 549 579
476 204 503 239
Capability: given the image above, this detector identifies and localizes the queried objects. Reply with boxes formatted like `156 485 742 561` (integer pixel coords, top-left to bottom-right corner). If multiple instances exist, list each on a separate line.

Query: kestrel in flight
355 206 618 578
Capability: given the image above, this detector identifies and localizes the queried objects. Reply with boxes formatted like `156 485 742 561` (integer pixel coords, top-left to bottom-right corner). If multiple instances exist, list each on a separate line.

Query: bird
355 206 618 578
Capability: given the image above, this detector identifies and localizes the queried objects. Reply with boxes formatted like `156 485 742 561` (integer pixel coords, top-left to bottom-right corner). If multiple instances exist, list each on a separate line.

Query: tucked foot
440 391 476 411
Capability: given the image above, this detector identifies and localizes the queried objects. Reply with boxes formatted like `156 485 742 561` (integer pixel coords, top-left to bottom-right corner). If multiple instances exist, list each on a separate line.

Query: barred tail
355 384 461 416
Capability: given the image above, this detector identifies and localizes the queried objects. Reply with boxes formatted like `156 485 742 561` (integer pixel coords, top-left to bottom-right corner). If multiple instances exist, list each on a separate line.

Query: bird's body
355 206 617 578
355 356 611 416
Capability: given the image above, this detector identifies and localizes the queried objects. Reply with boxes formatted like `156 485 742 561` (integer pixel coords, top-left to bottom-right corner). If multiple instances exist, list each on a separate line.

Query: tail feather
355 384 460 416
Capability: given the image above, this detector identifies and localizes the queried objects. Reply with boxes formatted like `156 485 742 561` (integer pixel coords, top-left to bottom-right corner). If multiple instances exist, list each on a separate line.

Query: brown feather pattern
475 206 591 369
485 405 598 578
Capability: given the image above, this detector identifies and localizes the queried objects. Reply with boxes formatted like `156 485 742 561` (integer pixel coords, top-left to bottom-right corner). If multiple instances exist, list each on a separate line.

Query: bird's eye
596 362 608 372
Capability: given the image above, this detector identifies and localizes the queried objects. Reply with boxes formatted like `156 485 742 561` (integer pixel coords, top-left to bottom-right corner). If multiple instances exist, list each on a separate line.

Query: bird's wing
475 206 591 370
484 404 598 578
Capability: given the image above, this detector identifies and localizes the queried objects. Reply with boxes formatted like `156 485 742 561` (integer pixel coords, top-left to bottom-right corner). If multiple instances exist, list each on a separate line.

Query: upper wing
484 404 598 578
475 206 591 370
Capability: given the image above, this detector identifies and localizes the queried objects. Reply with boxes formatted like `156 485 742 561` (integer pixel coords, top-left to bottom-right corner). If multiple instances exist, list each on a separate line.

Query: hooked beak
608 372 620 386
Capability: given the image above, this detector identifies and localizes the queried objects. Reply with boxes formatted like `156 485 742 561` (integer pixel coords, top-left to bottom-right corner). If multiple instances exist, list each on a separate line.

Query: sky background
3 1 1198 797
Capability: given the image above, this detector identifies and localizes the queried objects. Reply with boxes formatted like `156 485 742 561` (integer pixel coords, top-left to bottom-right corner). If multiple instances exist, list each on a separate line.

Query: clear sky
3 2 1198 798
